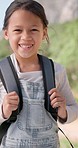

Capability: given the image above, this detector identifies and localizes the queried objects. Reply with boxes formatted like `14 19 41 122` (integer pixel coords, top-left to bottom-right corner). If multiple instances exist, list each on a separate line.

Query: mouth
19 44 34 50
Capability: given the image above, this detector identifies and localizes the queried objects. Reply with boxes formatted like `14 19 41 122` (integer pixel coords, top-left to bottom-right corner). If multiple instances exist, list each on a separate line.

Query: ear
3 30 9 40
42 27 47 40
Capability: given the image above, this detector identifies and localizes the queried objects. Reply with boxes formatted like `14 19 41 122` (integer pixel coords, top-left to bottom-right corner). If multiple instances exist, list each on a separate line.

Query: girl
0 0 78 147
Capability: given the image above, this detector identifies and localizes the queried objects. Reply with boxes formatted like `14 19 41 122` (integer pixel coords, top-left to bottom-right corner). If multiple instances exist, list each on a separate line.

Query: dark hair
3 0 48 30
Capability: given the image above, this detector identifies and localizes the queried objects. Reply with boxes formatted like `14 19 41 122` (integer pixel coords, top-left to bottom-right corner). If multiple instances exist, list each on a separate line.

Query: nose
21 30 32 40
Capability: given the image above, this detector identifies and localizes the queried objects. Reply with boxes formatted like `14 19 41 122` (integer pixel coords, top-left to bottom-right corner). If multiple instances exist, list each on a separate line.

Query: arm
0 79 7 124
0 79 19 124
49 62 78 123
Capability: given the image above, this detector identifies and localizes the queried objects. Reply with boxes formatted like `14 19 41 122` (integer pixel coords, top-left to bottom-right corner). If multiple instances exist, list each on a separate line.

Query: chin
19 53 33 59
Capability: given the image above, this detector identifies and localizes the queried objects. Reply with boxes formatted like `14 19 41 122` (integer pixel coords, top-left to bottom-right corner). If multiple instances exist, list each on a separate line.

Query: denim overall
1 79 60 148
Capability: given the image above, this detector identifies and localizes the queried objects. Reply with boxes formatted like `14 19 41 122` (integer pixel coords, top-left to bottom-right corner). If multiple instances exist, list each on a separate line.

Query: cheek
9 35 18 43
9 37 18 49
35 34 44 43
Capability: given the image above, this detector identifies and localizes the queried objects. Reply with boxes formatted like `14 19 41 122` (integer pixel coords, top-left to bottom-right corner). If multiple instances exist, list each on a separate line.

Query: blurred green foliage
60 138 78 148
0 39 11 59
0 19 78 95
45 19 78 93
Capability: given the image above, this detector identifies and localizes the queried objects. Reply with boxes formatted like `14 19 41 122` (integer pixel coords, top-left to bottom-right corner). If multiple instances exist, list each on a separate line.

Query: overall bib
1 80 60 148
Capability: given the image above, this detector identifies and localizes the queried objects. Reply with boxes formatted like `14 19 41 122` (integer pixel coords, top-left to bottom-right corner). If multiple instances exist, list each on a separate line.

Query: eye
13 29 22 32
31 28 39 32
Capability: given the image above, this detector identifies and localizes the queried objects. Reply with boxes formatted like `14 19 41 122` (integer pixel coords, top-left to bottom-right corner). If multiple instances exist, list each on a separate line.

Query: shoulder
44 56 67 84
53 61 66 74
41 55 66 79
53 61 67 88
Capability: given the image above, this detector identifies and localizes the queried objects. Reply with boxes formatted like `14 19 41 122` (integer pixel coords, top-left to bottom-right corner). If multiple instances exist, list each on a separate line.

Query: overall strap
0 56 23 144
38 54 58 121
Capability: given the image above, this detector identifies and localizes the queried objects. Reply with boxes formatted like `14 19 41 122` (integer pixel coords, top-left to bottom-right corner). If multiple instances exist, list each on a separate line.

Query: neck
15 54 41 72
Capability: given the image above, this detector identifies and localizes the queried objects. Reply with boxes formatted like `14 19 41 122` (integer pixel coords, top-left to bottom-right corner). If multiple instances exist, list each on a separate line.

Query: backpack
0 54 74 148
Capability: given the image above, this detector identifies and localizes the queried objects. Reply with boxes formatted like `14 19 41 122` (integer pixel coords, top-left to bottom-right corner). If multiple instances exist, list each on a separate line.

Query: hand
2 91 19 119
48 88 67 120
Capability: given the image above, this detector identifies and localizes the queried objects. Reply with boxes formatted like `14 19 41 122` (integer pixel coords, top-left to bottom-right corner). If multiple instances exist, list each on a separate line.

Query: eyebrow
13 24 40 28
13 25 22 28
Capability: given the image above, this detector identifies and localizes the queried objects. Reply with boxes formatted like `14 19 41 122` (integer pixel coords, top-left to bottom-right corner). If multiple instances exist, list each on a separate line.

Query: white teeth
20 45 33 48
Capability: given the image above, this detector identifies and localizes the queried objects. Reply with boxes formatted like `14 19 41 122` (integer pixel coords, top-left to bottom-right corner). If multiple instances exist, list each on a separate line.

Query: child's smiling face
4 9 47 59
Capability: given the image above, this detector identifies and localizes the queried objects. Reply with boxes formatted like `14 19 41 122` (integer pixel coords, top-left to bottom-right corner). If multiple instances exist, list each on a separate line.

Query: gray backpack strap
38 55 74 148
38 54 58 121
0 56 23 144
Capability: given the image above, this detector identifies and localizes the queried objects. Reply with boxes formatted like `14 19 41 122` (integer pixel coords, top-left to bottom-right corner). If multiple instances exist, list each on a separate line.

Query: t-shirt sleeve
54 62 78 123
